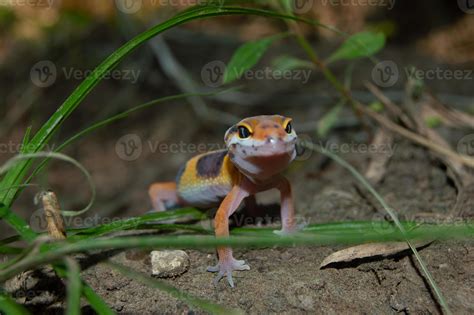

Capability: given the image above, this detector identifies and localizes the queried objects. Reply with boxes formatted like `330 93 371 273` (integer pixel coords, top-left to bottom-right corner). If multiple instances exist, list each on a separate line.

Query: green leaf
224 33 289 84
425 116 442 128
327 31 385 63
369 101 384 112
317 101 344 137
81 284 115 315
65 258 82 315
271 55 314 72
0 294 31 315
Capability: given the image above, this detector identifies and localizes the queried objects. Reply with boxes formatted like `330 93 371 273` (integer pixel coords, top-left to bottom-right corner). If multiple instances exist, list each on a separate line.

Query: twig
356 103 474 169
365 82 414 129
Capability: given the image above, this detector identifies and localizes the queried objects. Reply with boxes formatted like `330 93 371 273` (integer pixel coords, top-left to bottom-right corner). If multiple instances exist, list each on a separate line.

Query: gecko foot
207 258 250 287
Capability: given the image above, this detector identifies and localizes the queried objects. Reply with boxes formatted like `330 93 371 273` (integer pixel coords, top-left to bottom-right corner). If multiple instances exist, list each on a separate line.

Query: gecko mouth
231 140 297 158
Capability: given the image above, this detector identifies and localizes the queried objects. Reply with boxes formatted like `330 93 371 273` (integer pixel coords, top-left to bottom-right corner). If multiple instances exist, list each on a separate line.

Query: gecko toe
226 273 235 288
207 264 219 272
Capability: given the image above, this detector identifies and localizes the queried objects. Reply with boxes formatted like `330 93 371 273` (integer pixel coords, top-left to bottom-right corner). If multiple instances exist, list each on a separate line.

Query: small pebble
150 250 190 278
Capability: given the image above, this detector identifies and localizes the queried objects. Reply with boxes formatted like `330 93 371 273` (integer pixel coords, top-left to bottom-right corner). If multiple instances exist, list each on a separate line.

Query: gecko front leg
207 183 252 287
274 176 298 235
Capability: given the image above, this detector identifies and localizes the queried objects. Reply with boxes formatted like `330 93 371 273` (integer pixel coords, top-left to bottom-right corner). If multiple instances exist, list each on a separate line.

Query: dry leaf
320 241 431 268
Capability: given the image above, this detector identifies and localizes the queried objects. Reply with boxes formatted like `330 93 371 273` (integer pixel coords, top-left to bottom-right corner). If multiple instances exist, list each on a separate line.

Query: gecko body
149 115 298 287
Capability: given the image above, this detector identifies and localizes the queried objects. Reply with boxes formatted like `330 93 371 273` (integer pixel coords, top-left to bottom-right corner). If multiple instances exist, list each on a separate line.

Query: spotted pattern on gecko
148 115 298 287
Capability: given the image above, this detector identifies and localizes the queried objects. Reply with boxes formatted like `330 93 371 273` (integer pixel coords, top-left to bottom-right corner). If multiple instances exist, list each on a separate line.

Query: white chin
231 150 296 181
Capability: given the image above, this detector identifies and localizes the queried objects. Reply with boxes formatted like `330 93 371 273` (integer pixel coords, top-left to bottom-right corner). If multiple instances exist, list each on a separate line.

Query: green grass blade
0 294 31 315
64 258 82 315
0 223 472 282
68 208 205 239
81 284 115 315
51 264 115 315
317 100 345 137
0 245 23 254
0 203 36 242
108 262 243 315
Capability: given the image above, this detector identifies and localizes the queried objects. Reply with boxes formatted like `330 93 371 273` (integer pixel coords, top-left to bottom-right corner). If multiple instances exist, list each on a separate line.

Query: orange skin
149 115 298 287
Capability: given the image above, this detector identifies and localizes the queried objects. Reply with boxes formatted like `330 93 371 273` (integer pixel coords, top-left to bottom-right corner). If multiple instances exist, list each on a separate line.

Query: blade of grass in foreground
68 208 205 239
52 264 115 315
0 223 472 282
108 262 242 315
64 258 82 315
0 294 31 315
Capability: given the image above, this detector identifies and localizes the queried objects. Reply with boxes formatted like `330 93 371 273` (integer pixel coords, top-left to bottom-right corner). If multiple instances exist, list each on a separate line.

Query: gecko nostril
266 136 277 144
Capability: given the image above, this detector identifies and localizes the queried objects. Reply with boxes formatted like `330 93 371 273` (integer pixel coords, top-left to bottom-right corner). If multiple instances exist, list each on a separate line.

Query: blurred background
0 0 473 235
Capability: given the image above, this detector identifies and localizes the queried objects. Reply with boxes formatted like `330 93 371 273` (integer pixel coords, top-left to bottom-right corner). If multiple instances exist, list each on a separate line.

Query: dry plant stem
364 128 393 184
37 191 67 240
357 103 474 168
365 82 415 128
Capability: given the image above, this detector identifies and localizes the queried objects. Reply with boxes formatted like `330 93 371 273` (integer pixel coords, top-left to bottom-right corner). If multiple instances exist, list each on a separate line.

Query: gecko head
224 115 297 180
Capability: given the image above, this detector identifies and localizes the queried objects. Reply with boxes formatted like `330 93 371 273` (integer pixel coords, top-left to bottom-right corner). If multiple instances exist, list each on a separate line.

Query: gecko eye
238 125 251 139
285 122 292 134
